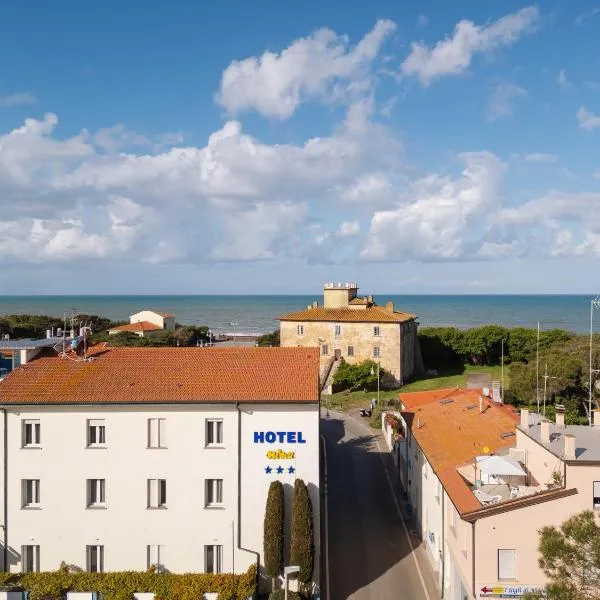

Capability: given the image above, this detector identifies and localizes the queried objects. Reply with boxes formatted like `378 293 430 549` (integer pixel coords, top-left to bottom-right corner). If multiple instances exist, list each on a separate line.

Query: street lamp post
370 362 380 406
283 565 300 600
589 297 600 426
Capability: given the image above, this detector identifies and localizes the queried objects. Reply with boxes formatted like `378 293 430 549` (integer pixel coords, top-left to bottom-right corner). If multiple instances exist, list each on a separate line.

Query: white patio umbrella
476 455 526 476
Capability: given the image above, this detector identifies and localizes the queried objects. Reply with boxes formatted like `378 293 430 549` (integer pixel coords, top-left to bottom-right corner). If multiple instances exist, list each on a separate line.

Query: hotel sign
479 585 546 598
254 431 306 444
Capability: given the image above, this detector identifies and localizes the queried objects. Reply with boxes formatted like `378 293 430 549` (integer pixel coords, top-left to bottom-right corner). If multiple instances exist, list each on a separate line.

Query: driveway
321 410 439 600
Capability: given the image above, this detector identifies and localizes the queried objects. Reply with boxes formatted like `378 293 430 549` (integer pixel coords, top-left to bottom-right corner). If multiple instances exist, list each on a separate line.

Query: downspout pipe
236 403 260 596
471 521 476 600
3 408 7 572
440 489 445 599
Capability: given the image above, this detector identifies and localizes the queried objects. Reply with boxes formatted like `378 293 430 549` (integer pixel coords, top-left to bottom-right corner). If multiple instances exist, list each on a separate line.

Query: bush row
0 565 256 600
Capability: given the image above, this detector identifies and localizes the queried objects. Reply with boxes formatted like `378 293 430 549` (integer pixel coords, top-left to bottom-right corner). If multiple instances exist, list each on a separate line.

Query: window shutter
498 549 516 579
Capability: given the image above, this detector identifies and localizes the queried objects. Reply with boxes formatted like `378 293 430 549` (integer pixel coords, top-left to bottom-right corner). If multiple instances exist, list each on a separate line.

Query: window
321 344 329 356
205 545 222 574
87 419 106 447
436 479 442 502
498 549 517 580
22 420 41 447
373 326 381 337
86 479 105 508
22 479 40 508
450 504 458 535
296 325 304 335
147 479 167 508
462 529 469 558
347 346 354 357
334 324 342 337
594 481 600 510
147 545 166 572
86 545 104 573
148 418 166 448
205 479 223 507
373 346 380 359
206 420 224 446
21 545 40 573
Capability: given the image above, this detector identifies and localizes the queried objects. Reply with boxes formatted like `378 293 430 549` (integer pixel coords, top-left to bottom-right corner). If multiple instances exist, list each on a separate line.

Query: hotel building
0 346 320 584
279 282 419 385
391 388 600 599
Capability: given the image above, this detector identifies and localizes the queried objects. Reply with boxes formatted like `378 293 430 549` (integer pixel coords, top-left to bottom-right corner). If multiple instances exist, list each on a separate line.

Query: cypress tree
263 480 284 586
290 478 314 585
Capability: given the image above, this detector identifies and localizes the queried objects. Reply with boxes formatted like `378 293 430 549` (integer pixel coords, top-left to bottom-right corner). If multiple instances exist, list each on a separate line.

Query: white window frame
147 544 166 572
21 544 40 573
147 479 167 508
205 479 223 507
296 324 304 335
206 419 224 447
22 419 41 448
86 545 104 573
373 346 381 359
373 326 381 337
86 479 106 508
204 544 222 574
334 324 342 337
87 419 106 448
593 481 600 510
147 418 167 449
22 479 40 508
498 549 517 581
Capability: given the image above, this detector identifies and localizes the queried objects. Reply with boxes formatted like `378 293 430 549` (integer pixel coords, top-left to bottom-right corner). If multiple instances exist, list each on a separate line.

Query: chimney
593 409 600 428
479 396 483 414
555 405 566 429
386 301 394 313
564 433 576 460
540 420 550 445
520 408 529 429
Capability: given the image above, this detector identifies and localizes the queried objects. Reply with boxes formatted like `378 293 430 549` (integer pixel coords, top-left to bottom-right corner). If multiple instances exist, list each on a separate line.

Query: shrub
290 479 314 586
263 480 285 581
269 591 305 600
333 359 393 392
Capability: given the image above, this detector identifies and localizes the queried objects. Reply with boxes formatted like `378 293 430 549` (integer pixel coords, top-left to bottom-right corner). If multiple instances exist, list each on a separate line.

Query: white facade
129 311 175 331
0 402 320 579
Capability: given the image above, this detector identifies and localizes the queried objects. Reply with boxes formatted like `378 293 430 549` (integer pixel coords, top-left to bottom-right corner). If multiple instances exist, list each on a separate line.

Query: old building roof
108 321 163 333
400 387 519 514
0 347 320 405
279 306 415 323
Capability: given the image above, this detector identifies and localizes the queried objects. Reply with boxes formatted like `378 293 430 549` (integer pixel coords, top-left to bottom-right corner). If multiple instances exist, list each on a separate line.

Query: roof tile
279 306 415 323
0 347 320 405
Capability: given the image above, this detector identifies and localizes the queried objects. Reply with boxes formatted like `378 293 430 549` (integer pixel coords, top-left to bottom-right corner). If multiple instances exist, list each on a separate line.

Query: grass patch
322 364 509 425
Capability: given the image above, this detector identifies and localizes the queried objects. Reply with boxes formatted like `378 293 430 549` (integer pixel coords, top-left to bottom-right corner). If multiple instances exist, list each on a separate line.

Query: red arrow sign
481 587 493 593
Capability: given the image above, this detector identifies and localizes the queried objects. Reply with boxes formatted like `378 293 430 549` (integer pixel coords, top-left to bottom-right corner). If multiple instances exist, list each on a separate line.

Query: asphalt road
321 410 440 600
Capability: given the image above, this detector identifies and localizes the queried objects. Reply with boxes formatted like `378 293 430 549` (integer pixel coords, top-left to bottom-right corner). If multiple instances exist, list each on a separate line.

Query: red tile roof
108 321 162 333
0 347 320 405
279 306 415 323
399 387 519 515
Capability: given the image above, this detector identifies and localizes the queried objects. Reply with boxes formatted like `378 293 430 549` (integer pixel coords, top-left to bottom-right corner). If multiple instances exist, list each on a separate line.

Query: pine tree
290 478 314 585
263 480 285 587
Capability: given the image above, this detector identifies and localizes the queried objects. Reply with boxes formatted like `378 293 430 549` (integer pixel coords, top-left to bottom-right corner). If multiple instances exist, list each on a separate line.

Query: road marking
320 433 331 600
349 413 432 600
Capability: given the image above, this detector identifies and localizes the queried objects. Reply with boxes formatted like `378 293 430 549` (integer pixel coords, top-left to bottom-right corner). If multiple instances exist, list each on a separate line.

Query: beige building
108 310 176 337
279 282 418 385
394 388 600 599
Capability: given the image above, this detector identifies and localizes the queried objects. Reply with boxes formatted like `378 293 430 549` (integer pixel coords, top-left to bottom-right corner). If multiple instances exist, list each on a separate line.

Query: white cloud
217 19 396 119
337 220 360 237
400 6 539 85
557 69 570 89
0 92 37 108
335 172 393 203
524 153 558 164
486 82 527 121
575 8 600 26
577 106 600 130
361 152 506 261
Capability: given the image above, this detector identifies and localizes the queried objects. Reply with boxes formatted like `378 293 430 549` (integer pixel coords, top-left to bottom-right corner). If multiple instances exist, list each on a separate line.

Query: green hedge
0 564 256 600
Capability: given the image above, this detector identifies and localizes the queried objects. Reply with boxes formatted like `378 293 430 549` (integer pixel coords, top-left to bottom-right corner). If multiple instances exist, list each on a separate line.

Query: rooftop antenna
542 363 557 417
501 338 505 403
589 297 600 426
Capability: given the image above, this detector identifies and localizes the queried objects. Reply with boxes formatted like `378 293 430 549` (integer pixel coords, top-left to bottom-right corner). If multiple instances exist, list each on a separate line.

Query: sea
0 295 597 335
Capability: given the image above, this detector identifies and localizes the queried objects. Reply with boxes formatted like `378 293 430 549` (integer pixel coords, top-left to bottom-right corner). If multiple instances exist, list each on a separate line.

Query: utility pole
536 322 540 414
590 298 600 425
501 338 505 402
542 363 557 418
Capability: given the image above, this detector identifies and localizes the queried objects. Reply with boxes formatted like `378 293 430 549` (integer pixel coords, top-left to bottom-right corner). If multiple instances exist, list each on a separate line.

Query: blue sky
1 1 600 294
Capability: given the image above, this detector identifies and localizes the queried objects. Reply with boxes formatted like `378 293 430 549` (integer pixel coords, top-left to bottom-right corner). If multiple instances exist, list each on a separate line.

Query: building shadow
321 414 427 600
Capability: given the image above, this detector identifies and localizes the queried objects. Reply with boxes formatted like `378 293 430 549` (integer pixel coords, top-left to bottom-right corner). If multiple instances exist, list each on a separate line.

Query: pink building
394 389 600 600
